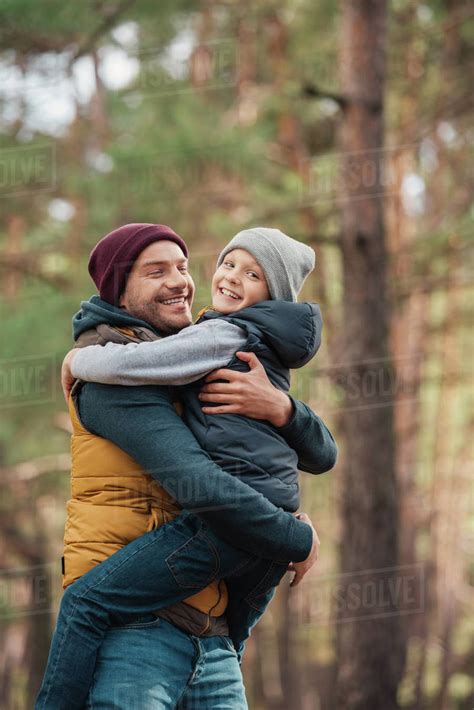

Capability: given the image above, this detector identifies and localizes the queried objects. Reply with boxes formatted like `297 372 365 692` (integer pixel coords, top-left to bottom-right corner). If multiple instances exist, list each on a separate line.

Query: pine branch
0 26 78 54
302 83 348 109
72 0 138 62
0 254 69 290
303 83 382 113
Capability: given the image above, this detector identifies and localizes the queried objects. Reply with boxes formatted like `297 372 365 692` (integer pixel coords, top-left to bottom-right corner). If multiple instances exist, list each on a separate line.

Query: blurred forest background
0 1 472 709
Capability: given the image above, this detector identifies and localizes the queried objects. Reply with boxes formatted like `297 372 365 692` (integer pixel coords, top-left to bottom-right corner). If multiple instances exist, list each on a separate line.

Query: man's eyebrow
141 258 188 267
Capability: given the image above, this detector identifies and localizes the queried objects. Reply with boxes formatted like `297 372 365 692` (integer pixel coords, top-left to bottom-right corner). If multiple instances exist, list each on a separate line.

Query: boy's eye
224 261 234 268
247 271 259 279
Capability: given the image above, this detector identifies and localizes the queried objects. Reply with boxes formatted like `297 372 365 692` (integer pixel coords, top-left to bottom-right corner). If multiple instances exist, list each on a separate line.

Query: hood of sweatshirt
72 295 162 341
201 301 322 369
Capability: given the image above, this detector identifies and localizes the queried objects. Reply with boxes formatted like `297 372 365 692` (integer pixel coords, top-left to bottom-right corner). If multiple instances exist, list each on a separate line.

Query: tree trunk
386 8 430 690
277 582 301 709
4 214 25 302
24 506 55 706
335 2 403 709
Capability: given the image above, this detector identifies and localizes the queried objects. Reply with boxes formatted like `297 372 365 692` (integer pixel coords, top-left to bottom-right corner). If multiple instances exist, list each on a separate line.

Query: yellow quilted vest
63 392 228 617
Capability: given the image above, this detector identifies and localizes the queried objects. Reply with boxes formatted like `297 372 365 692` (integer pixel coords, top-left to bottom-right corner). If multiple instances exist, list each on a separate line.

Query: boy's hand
61 348 80 403
199 351 293 427
288 512 320 587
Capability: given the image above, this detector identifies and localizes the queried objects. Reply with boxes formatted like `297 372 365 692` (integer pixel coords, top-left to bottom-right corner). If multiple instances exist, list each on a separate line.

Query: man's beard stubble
121 296 190 335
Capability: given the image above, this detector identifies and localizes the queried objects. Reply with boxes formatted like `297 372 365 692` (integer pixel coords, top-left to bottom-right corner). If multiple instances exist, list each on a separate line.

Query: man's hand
198 351 293 427
61 348 80 403
288 512 320 587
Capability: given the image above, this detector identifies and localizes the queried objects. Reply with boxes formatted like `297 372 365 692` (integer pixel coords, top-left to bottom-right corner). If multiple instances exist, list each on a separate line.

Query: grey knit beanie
216 227 315 302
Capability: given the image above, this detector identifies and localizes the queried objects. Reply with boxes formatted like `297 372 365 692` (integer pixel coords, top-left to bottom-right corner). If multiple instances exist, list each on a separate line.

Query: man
39 223 336 709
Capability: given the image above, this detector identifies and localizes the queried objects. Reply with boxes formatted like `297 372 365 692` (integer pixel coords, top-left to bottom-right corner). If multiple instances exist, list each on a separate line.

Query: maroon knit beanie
88 223 189 305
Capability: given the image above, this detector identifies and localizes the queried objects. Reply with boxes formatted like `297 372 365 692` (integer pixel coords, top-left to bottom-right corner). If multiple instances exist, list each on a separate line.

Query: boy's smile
218 286 241 301
211 248 270 313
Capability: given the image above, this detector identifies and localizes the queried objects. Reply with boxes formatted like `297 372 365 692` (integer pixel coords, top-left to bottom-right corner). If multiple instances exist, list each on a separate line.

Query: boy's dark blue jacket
182 301 323 511
72 297 337 563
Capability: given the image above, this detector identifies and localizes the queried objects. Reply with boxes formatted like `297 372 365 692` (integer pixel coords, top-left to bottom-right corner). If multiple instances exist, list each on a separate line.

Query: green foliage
0 1 472 708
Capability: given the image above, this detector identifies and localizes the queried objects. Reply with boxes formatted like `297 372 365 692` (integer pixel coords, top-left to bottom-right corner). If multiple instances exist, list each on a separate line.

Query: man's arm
199 352 338 474
78 382 313 563
70 320 247 386
276 396 338 474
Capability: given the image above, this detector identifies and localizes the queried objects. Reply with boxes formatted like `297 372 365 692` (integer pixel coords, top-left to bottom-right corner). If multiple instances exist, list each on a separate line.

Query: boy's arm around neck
71 320 247 386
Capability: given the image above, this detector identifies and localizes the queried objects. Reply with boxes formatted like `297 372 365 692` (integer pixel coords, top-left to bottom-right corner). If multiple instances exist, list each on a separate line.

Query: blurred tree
0 1 472 708
334 1 403 709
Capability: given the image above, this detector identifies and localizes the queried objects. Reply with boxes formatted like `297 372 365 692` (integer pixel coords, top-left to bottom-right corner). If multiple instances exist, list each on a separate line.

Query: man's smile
160 296 186 305
157 293 191 310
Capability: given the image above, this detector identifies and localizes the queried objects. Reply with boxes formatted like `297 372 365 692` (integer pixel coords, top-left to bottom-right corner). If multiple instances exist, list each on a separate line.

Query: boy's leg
36 511 254 710
225 559 289 661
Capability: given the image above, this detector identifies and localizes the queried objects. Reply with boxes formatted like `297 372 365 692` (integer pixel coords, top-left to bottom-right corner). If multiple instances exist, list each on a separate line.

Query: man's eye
179 266 188 272
150 270 163 276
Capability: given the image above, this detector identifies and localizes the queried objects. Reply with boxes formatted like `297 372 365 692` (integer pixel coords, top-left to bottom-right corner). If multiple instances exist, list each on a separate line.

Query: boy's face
120 241 195 334
211 248 270 313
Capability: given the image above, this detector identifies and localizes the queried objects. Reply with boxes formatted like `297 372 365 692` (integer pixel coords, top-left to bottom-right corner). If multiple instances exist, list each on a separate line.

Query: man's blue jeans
86 617 247 709
36 511 288 709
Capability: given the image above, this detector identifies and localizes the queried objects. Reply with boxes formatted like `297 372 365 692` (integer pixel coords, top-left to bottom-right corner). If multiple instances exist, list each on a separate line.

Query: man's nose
165 268 188 290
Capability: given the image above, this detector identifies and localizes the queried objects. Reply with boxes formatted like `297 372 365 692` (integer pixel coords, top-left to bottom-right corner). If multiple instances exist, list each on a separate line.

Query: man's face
120 241 195 334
